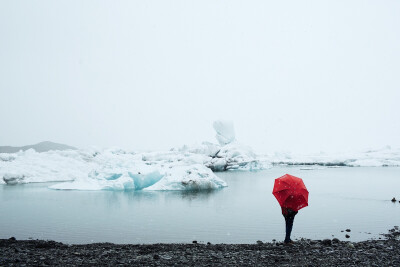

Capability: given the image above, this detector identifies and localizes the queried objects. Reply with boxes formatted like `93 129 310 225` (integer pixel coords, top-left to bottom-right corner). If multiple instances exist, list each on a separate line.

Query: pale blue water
0 167 399 244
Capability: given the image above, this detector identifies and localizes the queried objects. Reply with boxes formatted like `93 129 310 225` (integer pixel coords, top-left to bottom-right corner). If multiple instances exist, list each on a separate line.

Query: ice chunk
213 120 236 145
205 142 267 171
3 173 25 185
0 153 16 162
50 165 225 191
128 171 163 190
145 164 227 191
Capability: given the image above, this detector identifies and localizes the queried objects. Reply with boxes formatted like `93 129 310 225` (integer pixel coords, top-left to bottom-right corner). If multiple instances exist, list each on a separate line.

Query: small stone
207 242 211 245
332 238 340 243
347 242 355 248
272 239 276 242
391 197 396 202
345 234 350 238
192 240 197 244
9 237 16 241
153 254 160 260
345 229 351 232
160 255 172 260
322 239 332 245
256 240 263 245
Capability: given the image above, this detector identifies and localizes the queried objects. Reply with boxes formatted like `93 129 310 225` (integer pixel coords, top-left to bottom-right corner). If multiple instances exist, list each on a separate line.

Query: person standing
282 207 298 244
273 174 309 244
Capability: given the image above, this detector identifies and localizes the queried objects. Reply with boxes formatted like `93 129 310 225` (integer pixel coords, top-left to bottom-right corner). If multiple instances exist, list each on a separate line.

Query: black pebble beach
1 228 399 266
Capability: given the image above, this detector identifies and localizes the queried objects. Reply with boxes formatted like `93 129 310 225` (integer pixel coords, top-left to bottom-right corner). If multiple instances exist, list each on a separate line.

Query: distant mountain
0 141 77 153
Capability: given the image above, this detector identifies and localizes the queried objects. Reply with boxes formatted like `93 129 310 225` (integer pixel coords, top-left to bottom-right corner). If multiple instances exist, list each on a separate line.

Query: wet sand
1 228 399 266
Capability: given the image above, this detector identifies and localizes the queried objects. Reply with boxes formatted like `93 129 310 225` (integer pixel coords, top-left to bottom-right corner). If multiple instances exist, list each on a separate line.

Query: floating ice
213 120 236 146
263 146 400 167
49 163 226 191
205 142 264 171
3 121 397 191
0 149 93 185
145 164 227 191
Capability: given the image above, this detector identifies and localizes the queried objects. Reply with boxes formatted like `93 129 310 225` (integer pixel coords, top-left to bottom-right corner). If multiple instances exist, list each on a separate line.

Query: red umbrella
273 174 309 211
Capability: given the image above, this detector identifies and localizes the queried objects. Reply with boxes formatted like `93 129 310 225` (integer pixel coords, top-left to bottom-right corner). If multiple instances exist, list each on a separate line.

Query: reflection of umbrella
273 174 309 211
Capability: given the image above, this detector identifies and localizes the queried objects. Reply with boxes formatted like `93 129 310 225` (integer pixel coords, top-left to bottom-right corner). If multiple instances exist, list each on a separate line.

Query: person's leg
284 214 295 243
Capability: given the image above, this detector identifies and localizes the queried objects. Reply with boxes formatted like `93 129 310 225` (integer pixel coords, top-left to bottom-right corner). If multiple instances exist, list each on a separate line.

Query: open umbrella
273 174 309 211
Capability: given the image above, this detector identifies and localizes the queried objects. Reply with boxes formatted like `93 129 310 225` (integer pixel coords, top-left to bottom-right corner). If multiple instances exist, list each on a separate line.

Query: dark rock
1 228 400 266
256 240 263 245
345 234 350 238
392 197 396 202
9 237 16 241
192 240 197 244
322 239 332 245
346 229 351 232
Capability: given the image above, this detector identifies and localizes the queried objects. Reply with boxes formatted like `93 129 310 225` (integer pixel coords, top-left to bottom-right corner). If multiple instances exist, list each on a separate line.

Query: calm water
0 167 399 244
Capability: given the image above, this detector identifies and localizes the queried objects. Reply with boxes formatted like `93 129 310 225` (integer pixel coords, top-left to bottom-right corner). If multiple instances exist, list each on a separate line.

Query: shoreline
1 228 399 266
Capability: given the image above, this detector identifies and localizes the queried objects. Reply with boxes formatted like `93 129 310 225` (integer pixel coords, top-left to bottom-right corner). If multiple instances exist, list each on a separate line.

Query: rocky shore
1 228 399 266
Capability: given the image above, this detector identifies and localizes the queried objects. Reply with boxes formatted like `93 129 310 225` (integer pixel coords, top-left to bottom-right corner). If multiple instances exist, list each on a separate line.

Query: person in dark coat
282 207 298 244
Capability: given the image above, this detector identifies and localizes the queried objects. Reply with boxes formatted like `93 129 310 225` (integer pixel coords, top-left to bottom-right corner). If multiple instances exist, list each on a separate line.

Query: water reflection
163 189 219 201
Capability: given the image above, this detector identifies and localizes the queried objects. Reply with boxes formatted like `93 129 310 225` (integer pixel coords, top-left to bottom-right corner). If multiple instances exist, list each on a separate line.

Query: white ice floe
262 146 400 167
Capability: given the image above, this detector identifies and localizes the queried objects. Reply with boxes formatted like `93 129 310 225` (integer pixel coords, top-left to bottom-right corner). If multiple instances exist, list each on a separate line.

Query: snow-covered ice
261 146 400 167
1 121 399 190
0 121 250 190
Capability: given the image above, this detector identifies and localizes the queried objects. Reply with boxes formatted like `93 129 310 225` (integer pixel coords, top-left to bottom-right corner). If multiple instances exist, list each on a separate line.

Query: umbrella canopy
273 174 309 211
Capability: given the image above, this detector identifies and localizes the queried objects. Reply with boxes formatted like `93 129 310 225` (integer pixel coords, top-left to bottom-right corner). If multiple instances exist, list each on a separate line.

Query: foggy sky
1 0 399 153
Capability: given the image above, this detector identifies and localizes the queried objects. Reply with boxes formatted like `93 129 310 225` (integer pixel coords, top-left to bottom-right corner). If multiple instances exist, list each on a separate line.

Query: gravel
1 228 399 266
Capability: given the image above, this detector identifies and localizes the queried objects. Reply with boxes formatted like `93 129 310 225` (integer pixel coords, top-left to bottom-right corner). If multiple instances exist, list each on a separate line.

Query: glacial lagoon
1 167 399 244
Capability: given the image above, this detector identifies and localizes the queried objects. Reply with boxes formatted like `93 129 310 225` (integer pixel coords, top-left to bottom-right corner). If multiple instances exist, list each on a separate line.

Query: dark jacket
281 207 298 217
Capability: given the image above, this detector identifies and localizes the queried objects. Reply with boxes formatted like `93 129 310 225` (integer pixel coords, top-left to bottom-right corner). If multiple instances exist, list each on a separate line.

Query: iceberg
0 121 267 189
205 142 265 171
213 120 236 146
145 164 227 191
48 163 226 191
7 121 398 191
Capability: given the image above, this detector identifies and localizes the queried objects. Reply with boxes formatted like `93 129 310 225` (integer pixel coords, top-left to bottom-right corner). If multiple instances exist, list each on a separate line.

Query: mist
1 0 399 154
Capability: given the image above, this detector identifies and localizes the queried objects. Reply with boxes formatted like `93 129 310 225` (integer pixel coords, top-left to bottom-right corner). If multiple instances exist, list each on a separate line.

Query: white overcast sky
1 0 399 153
